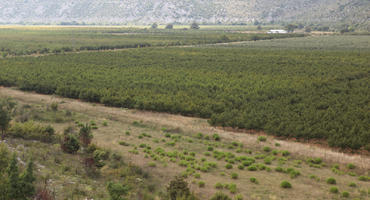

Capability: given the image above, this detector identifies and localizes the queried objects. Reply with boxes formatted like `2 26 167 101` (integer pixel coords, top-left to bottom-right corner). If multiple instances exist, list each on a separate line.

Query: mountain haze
0 0 369 27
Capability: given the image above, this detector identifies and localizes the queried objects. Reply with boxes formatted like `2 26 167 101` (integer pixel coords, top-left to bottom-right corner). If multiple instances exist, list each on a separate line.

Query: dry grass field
1 87 369 200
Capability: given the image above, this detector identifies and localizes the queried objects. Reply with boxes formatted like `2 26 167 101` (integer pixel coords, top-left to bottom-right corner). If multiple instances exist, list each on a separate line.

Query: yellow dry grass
1 87 369 200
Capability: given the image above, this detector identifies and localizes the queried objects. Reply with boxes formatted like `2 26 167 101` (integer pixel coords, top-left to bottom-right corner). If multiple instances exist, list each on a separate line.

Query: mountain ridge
0 0 369 28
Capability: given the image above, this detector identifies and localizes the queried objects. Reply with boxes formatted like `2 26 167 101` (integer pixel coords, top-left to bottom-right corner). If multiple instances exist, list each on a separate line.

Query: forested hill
0 0 369 28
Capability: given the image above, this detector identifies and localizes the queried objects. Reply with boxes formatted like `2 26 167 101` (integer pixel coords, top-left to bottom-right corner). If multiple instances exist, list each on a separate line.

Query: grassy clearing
1 88 369 200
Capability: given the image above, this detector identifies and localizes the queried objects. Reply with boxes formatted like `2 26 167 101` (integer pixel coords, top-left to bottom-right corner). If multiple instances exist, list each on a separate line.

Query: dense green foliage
0 149 36 200
0 36 369 150
0 27 300 56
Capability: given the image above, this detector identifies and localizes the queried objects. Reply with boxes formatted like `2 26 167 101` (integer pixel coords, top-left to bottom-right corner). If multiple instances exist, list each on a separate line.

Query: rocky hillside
0 0 369 27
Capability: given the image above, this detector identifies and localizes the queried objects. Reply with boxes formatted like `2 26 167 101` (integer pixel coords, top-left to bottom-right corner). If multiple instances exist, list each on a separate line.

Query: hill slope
0 0 369 27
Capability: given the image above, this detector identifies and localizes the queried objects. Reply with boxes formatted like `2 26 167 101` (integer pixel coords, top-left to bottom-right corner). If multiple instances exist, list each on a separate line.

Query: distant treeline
0 28 303 57
0 47 368 150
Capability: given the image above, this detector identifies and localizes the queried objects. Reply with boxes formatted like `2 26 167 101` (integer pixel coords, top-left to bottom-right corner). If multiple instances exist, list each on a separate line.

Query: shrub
125 131 130 135
250 177 258 183
194 173 200 179
257 136 266 142
208 146 214 151
346 163 355 169
330 187 338 193
281 150 290 156
275 143 281 146
148 162 156 167
264 157 272 165
231 173 238 179
247 165 257 171
280 181 292 188
225 163 233 169
196 133 203 139
210 192 232 200
263 146 271 152
275 167 284 172
107 182 129 200
118 141 129 146
342 191 350 198
50 102 58 111
215 182 223 189
235 194 243 200
9 121 56 143
228 184 237 193
326 177 336 184
61 134 80 154
213 134 221 141
102 121 108 126
358 176 369 181
238 165 244 170
348 182 356 187
198 181 205 188
242 160 254 166
167 177 191 200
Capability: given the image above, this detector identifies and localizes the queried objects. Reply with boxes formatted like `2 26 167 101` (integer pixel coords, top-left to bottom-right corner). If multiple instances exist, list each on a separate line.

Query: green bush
148 162 156 167
250 177 258 184
167 176 191 200
118 141 129 146
194 173 200 179
107 182 129 200
9 121 56 143
237 165 244 170
198 181 205 188
341 191 350 198
330 187 338 193
225 163 233 169
358 176 369 181
326 177 336 185
210 192 232 200
280 181 292 188
215 182 223 189
348 182 356 187
235 194 243 200
61 134 80 154
257 136 266 142
247 165 257 171
231 173 238 179
281 150 290 157
213 134 221 141
263 146 271 152
228 184 237 193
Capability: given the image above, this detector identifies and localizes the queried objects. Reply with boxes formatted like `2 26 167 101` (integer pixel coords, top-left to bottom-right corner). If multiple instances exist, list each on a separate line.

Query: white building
267 30 288 34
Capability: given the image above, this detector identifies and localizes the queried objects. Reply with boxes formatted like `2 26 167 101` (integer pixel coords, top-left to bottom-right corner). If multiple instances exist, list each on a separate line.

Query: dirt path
1 87 369 169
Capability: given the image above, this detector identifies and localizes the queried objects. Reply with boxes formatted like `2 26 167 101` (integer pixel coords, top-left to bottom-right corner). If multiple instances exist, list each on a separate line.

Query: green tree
7 154 21 200
79 123 92 147
167 177 190 200
0 143 10 173
285 24 298 33
151 23 158 29
61 134 80 154
0 106 11 140
190 22 200 30
165 24 174 29
107 182 129 200
0 143 9 200
20 160 36 198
